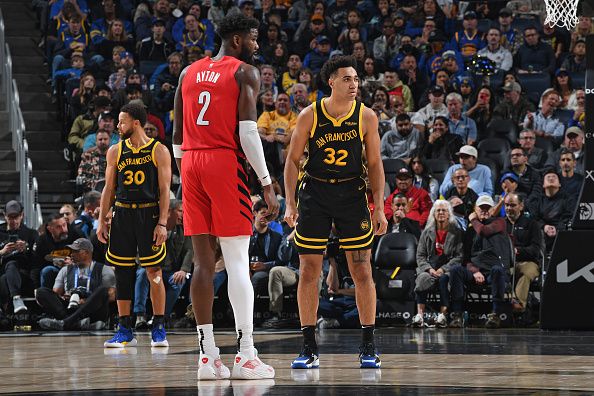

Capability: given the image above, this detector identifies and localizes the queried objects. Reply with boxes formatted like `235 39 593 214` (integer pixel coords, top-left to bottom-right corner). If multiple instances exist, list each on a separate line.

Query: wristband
173 144 184 158
158 223 167 228
259 174 272 187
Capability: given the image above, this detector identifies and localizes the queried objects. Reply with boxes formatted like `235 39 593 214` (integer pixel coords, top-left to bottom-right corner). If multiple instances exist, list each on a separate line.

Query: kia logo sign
556 259 594 283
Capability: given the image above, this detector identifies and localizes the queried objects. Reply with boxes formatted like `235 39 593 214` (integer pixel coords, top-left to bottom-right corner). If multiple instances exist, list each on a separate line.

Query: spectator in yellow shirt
257 92 297 176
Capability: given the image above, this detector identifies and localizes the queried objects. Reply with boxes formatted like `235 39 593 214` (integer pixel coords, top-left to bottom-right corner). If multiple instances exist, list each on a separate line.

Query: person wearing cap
419 31 464 78
497 7 523 55
412 199 463 328
561 38 586 73
515 26 556 75
68 95 113 154
545 126 586 175
292 13 334 58
449 195 512 329
82 110 119 152
78 130 111 192
439 145 494 197
491 172 519 217
139 18 175 64
449 10 485 62
477 27 513 72
552 69 578 110
0 201 39 314
493 81 535 128
303 35 332 74
36 237 116 331
33 213 85 290
411 85 448 133
558 148 584 199
527 168 575 252
522 90 564 144
52 51 86 93
372 17 401 66
446 92 478 145
384 167 433 227
440 50 463 78
501 146 542 200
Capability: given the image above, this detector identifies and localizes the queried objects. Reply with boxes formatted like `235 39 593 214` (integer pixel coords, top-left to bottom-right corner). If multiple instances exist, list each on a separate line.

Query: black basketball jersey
304 98 365 179
115 138 160 203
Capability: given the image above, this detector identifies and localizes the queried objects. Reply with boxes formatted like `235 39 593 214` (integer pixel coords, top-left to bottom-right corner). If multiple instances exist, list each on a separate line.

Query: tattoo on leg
351 250 370 264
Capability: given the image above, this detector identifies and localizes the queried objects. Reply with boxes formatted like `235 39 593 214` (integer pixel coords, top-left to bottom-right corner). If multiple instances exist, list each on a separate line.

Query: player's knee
114 266 135 300
145 266 162 279
299 265 321 284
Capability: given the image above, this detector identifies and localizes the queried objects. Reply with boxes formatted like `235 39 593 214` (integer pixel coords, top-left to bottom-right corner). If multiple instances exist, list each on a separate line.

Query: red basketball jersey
181 56 243 151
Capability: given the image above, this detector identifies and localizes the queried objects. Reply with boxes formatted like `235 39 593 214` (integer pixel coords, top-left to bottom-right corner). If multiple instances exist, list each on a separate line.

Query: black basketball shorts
294 176 374 255
105 203 166 267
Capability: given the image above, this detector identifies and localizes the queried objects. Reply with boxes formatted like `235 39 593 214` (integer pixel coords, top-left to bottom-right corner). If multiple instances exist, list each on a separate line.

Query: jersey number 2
323 148 348 166
196 91 211 126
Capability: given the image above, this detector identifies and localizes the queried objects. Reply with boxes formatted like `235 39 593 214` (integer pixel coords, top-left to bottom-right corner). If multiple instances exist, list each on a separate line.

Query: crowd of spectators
2 0 587 329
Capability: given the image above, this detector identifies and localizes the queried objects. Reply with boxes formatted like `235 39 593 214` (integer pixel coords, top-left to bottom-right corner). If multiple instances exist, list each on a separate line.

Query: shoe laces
359 342 376 357
300 344 317 357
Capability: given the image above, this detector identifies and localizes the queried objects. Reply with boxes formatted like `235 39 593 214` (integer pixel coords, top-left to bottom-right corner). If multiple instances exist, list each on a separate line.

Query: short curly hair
217 13 259 40
320 55 358 82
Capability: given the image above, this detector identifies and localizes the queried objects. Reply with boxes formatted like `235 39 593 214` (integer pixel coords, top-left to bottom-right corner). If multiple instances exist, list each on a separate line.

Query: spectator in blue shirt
172 2 215 54
523 90 565 145
440 145 493 197
303 35 331 74
446 92 478 145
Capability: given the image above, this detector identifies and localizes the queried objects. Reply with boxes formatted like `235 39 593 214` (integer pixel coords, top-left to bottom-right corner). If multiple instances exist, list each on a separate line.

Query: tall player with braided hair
172 13 278 380
284 55 388 369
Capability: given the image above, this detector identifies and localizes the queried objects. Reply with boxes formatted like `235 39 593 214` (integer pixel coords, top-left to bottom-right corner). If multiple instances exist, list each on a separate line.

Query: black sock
153 315 165 326
301 326 317 352
119 315 132 329
361 325 375 345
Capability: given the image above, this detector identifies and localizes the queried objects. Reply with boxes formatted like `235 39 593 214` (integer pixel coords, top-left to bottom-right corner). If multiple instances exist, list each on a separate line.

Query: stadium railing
1 9 43 229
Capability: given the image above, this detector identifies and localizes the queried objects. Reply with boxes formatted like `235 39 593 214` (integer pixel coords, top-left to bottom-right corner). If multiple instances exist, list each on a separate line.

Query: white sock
196 324 218 357
219 236 255 359
236 323 255 359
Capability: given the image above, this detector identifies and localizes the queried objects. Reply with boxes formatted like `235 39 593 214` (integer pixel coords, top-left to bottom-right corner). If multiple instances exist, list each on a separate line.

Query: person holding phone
0 201 39 314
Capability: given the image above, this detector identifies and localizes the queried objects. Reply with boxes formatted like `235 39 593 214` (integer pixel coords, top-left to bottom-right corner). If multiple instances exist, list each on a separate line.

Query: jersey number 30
123 170 145 185
323 148 348 166
196 91 211 126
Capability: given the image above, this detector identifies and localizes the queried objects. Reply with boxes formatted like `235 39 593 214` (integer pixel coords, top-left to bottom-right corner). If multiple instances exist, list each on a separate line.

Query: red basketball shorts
181 149 253 237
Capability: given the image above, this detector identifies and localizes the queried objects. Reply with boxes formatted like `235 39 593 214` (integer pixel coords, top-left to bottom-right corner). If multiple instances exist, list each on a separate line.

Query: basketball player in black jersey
97 103 172 348
284 56 388 369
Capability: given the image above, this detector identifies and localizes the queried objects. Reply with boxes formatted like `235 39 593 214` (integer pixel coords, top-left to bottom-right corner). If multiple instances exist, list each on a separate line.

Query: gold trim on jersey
320 98 356 127
125 138 154 154
106 248 137 261
358 103 364 141
310 101 318 138
139 244 167 266
340 237 373 250
151 141 160 167
116 141 123 164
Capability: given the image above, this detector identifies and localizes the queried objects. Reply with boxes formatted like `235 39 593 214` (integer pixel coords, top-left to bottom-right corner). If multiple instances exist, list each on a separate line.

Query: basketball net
544 0 580 30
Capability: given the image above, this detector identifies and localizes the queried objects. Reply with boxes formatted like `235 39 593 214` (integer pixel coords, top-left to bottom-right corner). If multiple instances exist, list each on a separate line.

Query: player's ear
232 33 241 49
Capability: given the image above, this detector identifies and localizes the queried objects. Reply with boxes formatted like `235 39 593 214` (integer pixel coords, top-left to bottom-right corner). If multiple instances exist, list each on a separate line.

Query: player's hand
473 271 485 285
372 207 388 236
153 224 167 247
262 184 280 222
284 201 299 228
97 222 109 244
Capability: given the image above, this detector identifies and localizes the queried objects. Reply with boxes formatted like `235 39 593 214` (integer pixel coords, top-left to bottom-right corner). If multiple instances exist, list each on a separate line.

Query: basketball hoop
544 0 580 30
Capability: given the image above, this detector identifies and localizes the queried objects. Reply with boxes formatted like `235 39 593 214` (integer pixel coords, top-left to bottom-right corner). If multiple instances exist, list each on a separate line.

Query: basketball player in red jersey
172 13 279 380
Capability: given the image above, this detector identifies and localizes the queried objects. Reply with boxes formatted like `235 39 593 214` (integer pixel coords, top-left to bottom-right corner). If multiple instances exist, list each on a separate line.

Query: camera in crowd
67 286 90 310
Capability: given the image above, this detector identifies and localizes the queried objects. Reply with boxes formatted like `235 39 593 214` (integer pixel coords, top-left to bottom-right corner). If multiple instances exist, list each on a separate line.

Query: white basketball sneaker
232 348 275 379
197 349 231 381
